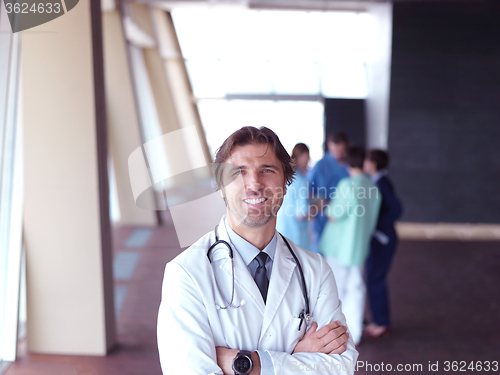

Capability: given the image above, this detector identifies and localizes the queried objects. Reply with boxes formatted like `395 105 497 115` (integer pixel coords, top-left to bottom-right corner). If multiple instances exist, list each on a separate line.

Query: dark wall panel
388 0 500 223
324 98 365 150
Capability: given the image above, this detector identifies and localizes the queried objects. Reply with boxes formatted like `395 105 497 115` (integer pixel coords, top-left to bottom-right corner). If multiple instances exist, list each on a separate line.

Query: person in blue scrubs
308 132 349 253
276 143 311 250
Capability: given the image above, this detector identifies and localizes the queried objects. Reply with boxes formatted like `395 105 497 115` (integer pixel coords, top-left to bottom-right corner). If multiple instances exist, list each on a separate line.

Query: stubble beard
227 195 283 228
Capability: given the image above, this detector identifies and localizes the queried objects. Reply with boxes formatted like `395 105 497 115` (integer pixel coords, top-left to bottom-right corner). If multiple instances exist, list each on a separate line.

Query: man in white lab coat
157 126 358 375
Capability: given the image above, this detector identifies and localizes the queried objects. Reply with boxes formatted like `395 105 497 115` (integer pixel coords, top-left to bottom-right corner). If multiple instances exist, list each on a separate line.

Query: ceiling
135 0 390 12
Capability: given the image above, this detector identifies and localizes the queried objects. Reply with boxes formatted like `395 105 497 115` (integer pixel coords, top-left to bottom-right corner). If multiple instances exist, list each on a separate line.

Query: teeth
244 197 266 204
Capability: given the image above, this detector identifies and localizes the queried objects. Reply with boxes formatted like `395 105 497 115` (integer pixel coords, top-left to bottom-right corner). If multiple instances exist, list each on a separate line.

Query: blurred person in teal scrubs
276 143 312 251
319 146 381 345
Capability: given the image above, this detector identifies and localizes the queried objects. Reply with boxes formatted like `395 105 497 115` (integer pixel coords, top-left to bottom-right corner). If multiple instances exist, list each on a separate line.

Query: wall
324 98 366 149
388 0 500 223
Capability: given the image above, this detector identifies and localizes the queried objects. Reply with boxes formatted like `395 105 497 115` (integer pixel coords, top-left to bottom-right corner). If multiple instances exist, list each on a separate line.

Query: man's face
220 143 286 228
327 141 347 164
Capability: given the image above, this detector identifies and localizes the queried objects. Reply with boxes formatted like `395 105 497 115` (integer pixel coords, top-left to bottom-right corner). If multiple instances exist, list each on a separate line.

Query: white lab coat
157 216 358 375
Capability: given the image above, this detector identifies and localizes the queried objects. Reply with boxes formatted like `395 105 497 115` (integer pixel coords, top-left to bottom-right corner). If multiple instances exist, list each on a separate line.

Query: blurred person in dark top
363 149 403 339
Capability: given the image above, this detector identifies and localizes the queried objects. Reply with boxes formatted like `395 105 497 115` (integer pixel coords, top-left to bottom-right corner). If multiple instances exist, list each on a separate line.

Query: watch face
235 357 251 373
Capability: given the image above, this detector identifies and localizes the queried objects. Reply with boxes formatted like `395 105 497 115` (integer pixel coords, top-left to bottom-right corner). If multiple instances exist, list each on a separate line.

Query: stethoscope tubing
279 233 310 325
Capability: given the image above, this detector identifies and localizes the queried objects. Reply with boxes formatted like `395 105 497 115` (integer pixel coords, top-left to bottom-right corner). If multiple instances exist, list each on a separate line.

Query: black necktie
254 252 269 303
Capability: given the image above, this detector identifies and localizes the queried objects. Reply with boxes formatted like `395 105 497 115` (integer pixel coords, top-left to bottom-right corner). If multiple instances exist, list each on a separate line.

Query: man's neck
227 214 276 250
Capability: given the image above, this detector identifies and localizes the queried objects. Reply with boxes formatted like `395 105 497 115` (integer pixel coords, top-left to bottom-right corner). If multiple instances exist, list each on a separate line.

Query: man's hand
216 347 261 375
292 321 349 355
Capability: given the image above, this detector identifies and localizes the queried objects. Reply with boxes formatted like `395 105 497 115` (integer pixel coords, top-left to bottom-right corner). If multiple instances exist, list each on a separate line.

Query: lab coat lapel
261 235 296 336
217 218 266 315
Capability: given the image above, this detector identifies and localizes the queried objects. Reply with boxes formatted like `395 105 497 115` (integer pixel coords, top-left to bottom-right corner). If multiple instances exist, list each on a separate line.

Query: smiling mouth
243 197 267 205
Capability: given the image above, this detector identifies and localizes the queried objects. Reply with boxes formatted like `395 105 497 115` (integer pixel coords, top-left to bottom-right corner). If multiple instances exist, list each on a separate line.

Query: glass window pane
186 60 227 98
0 12 22 362
198 99 324 164
320 63 367 99
173 8 376 99
226 61 272 94
271 62 320 94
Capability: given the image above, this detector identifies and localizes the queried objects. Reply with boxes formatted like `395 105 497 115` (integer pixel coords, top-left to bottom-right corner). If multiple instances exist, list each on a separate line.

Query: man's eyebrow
260 164 279 170
227 164 278 171
227 165 247 171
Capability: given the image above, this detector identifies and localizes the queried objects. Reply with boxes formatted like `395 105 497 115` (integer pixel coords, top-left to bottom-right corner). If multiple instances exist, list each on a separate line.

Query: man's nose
243 170 262 190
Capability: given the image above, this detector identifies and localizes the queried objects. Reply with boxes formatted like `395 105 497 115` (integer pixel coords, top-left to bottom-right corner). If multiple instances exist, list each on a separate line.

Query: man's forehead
226 143 277 164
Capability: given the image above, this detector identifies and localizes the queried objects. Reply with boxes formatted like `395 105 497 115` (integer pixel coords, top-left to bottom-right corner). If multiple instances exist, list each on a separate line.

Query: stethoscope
207 225 311 331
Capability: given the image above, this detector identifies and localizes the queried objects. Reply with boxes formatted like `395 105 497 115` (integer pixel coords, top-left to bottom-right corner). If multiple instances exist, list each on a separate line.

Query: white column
22 0 115 355
365 2 393 149
103 8 157 225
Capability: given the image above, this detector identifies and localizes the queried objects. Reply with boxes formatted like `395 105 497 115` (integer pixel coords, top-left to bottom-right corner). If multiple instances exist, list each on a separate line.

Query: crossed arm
215 321 349 375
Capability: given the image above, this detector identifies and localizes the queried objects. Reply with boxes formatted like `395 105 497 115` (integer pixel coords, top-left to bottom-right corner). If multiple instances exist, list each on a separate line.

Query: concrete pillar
22 0 115 355
150 8 212 164
365 2 393 149
129 3 180 135
125 4 212 200
103 7 157 225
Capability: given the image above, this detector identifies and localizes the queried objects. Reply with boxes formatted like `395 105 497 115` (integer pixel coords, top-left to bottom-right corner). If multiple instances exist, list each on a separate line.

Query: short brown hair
367 149 389 171
346 146 365 169
213 126 295 190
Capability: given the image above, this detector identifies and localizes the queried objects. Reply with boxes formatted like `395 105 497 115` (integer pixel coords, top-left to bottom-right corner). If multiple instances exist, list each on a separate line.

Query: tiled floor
5 216 180 375
5 214 500 374
356 240 500 374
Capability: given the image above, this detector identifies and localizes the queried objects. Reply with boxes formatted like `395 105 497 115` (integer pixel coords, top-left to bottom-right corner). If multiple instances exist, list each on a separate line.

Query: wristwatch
232 350 253 375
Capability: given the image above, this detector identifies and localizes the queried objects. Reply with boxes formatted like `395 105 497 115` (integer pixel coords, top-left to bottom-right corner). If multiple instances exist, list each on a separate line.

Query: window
198 99 325 163
172 8 377 163
173 8 374 99
0 6 23 365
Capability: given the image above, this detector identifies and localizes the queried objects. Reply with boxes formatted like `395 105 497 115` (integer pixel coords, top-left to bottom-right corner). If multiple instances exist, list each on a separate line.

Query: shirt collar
372 169 388 183
224 216 277 266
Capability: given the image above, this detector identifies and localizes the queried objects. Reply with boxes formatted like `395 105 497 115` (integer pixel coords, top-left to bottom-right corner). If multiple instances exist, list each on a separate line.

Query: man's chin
228 204 278 228
242 217 272 228
235 212 274 228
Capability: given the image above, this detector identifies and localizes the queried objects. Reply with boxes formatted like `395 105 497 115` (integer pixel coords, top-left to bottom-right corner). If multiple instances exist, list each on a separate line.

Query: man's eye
262 169 274 173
